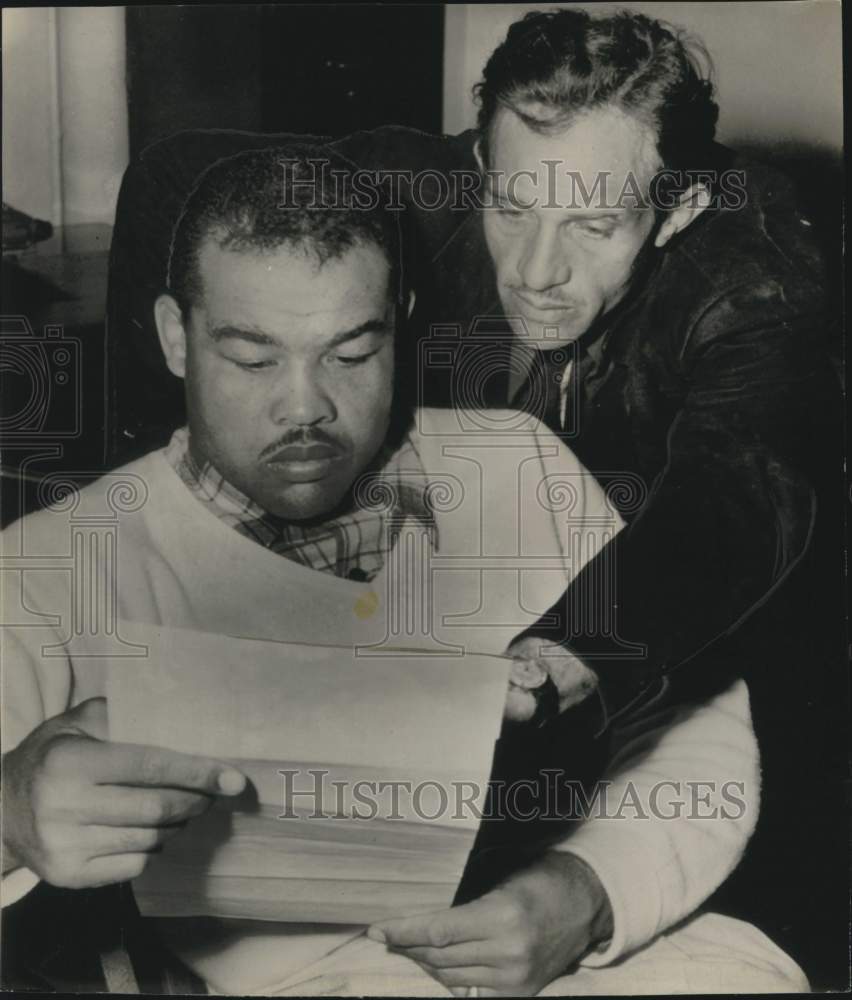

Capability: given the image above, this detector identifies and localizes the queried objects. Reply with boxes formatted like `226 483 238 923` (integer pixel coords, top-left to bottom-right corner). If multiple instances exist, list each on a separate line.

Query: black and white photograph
0 2 846 995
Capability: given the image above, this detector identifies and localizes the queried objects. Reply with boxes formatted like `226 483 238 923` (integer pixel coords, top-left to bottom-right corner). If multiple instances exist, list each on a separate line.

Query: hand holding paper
1 696 246 890
106 623 511 924
369 851 612 997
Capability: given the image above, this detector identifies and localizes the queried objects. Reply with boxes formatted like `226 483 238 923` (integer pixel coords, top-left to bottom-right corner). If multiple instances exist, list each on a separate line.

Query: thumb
63 696 109 741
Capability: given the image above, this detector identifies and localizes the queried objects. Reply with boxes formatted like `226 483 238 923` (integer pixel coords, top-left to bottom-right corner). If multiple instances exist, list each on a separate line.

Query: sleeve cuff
555 820 665 966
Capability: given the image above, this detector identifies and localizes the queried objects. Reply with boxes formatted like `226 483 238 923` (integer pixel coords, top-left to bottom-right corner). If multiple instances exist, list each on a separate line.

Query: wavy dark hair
475 8 720 178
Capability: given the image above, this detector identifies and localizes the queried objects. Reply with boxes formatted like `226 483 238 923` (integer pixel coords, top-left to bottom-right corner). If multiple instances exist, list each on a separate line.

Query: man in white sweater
1 147 805 995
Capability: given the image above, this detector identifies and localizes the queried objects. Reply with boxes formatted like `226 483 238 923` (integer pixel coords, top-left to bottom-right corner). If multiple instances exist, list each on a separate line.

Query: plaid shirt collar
165 427 437 582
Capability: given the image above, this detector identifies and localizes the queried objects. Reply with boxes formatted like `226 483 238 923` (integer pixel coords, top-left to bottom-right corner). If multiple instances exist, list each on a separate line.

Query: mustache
260 428 346 461
510 286 578 309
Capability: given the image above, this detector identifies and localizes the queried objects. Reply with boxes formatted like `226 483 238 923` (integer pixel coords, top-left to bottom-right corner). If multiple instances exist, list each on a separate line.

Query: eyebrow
327 318 393 347
207 324 276 345
207 317 392 347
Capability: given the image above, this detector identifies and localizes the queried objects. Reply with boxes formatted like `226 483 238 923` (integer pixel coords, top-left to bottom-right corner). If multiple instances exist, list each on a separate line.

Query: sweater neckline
147 448 391 597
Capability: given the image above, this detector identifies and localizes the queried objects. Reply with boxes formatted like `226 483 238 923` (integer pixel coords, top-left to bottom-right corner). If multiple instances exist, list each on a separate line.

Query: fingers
62 696 109 740
372 899 499 949
504 638 597 712
84 786 212 827
85 822 186 857
390 941 493 969
505 636 547 659
505 636 574 665
80 741 246 796
370 895 546 997
428 967 500 990
81 852 151 888
503 686 536 724
401 957 502 998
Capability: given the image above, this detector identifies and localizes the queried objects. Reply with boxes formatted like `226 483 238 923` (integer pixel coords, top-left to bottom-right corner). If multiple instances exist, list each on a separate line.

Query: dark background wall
126 4 445 156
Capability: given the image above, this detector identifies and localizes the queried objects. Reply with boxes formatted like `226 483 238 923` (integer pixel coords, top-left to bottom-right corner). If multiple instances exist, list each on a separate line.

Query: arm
1 608 246 904
2 697 246 895
1 617 74 902
369 420 759 993
526 287 836 726
370 677 757 995
566 677 756 966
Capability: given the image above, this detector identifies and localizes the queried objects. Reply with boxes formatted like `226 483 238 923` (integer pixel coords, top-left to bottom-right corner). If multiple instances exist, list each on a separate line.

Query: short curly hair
167 144 403 315
475 8 719 177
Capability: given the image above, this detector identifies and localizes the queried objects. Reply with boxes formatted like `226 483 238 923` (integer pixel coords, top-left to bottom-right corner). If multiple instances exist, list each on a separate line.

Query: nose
269 362 336 427
517 221 571 292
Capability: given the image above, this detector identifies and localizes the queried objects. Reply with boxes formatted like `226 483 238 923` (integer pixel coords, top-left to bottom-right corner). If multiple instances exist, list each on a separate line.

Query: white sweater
0 408 758 990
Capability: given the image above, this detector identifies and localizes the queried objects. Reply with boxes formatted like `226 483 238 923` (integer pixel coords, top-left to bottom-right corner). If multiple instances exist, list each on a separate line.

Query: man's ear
154 293 188 379
654 183 711 248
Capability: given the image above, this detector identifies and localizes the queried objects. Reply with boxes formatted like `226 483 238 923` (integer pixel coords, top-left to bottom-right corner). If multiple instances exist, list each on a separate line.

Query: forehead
194 239 392 335
488 105 660 209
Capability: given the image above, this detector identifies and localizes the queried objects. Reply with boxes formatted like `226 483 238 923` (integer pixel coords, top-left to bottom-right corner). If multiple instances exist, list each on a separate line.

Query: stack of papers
107 624 509 924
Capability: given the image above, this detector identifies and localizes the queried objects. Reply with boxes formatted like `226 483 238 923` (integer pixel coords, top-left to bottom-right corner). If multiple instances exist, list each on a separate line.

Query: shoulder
636 152 827 360
410 408 618 530
1 452 167 550
675 149 822 278
682 153 822 297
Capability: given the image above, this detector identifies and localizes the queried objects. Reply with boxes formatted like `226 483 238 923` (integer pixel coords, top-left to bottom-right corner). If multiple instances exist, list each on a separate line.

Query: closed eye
332 348 382 367
575 221 616 239
230 358 276 371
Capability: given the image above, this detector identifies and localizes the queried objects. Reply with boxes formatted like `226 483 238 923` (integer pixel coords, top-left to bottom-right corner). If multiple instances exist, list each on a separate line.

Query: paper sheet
107 622 509 923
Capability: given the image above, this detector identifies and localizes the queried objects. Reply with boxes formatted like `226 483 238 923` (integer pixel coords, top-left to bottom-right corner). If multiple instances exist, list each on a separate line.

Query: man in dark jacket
105 7 843 987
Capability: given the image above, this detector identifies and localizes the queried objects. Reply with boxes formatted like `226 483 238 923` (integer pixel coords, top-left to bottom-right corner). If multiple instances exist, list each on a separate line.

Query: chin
504 306 589 348
266 483 349 524
520 318 589 348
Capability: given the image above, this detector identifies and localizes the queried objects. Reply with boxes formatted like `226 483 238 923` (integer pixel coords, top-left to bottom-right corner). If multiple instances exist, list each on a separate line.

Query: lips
267 443 340 463
264 442 344 482
513 289 576 315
